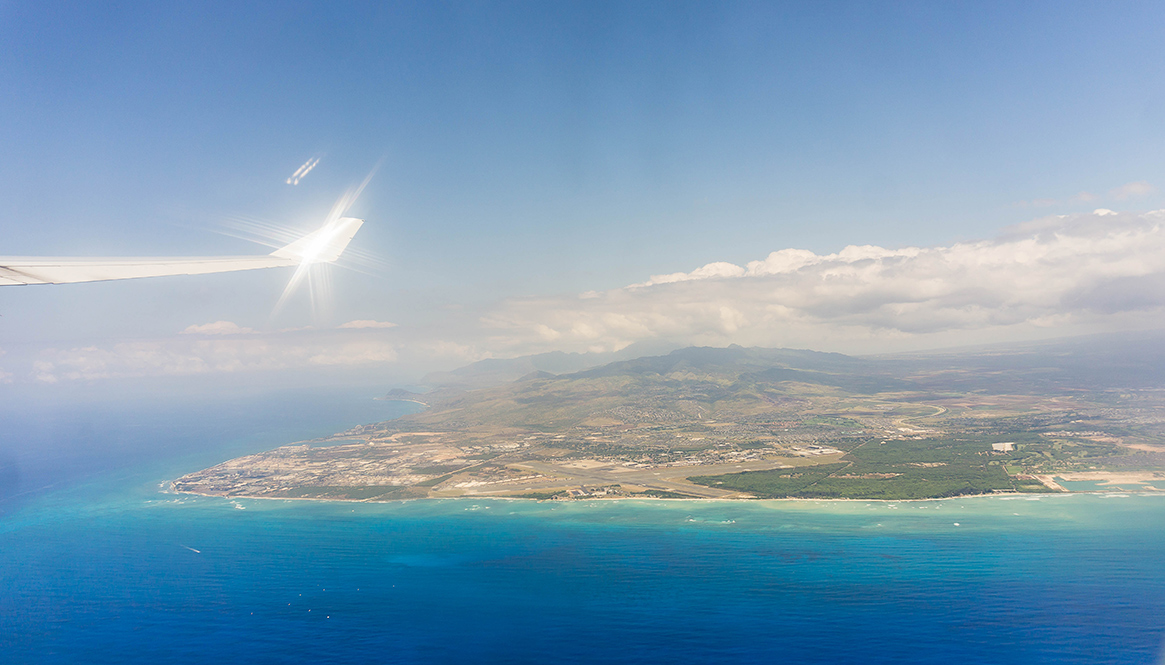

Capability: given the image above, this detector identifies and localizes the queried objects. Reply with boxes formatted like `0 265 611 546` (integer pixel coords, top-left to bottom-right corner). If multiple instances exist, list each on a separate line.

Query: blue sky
3 1 1165 383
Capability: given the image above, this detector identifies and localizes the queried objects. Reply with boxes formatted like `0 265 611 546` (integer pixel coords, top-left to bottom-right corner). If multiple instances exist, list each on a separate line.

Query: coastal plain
172 340 1165 503
174 343 1165 502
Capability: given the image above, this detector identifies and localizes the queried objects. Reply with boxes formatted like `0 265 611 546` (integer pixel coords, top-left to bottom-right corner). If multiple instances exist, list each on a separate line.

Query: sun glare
213 167 383 322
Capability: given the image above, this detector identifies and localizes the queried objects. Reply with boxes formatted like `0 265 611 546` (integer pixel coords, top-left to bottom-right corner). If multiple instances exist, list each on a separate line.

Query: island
173 343 1165 501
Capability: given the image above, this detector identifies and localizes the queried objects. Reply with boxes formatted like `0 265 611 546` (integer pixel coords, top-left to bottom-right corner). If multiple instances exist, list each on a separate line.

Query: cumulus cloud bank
485 210 1165 353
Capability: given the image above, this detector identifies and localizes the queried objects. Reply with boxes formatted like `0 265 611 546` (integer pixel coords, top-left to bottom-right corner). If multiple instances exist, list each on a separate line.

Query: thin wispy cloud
286 157 320 185
338 320 397 329
29 334 398 382
1109 180 1154 201
1014 182 1156 209
181 321 256 335
1014 185 1143 209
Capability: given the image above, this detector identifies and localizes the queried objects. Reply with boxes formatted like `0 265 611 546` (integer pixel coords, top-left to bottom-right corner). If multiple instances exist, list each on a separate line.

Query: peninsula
174 341 1165 501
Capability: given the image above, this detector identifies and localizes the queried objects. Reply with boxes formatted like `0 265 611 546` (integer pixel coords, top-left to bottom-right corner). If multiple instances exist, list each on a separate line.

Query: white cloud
482 209 1165 354
32 360 57 384
633 261 747 287
181 321 256 335
338 319 398 329
1110 181 1154 201
1069 191 1098 204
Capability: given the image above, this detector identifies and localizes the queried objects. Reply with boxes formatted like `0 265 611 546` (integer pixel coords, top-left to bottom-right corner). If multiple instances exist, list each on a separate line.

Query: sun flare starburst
215 168 383 322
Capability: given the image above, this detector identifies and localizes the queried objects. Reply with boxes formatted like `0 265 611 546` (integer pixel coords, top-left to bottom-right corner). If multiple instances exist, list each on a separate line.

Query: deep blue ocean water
2 389 1164 664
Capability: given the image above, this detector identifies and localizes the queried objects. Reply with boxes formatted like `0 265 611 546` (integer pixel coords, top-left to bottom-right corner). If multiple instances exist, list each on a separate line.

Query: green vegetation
690 436 1020 499
690 461 1012 499
633 489 703 499
414 474 455 488
807 465 1012 499
516 491 561 500
691 463 848 497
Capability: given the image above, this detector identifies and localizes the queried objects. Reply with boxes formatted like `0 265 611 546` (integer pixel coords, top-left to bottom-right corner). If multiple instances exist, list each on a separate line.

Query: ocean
1 389 1163 664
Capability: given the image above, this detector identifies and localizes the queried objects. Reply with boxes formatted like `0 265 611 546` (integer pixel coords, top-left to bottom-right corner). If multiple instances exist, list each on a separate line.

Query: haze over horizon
4 1 1165 387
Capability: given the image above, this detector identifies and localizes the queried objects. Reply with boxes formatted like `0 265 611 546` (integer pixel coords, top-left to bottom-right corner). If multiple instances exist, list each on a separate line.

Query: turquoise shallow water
2 392 1164 664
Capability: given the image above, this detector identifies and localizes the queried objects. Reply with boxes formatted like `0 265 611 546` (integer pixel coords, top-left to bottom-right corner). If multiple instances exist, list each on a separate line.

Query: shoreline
167 483 1161 505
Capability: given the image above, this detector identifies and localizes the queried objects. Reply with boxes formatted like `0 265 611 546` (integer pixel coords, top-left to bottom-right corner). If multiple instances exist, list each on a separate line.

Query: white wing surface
0 217 363 286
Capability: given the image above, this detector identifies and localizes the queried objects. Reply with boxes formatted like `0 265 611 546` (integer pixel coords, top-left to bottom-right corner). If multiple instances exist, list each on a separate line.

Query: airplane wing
0 217 363 286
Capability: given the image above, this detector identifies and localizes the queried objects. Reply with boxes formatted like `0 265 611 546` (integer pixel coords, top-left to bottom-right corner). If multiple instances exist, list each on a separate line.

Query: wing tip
270 217 364 263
